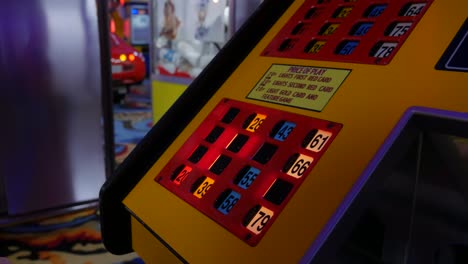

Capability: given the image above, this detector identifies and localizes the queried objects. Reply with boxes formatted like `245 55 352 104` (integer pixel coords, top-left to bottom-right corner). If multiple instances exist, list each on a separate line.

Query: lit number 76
303 129 333 152
246 206 274 234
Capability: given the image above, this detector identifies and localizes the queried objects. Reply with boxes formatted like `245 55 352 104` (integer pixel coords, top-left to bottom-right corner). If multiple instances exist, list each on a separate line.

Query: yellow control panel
100 0 468 263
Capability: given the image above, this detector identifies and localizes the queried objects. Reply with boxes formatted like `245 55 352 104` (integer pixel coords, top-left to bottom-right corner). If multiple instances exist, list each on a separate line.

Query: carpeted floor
0 209 143 264
113 104 153 166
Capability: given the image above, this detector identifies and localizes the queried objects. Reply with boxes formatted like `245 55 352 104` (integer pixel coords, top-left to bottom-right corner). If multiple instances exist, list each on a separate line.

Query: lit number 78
372 42 397 58
304 129 333 152
246 206 274 234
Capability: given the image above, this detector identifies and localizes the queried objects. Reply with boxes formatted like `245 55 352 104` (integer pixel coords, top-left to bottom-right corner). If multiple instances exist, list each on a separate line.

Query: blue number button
349 22 374 36
234 166 260 189
270 120 296 141
335 40 359 55
363 4 387 18
215 189 241 215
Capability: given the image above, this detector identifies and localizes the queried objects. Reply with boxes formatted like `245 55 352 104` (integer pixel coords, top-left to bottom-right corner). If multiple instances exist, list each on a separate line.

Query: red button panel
155 98 342 246
262 0 433 65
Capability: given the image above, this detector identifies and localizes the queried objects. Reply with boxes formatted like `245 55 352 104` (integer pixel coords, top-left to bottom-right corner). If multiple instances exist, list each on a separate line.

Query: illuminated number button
304 7 317 19
209 154 232 175
264 178 294 205
278 38 297 52
399 3 426 17
170 164 192 185
302 129 333 152
221 107 240 124
214 189 241 215
319 23 340 36
385 22 413 37
282 153 314 178
233 166 260 190
191 176 214 198
363 4 387 18
333 6 353 18
369 42 398 58
252 143 278 164
205 126 225 143
243 113 267 132
188 145 208 163
243 205 274 235
270 120 296 141
227 134 249 153
335 40 359 55
349 22 374 36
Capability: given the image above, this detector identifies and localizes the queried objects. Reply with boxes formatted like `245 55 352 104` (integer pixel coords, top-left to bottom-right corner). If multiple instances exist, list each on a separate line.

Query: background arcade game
100 0 468 263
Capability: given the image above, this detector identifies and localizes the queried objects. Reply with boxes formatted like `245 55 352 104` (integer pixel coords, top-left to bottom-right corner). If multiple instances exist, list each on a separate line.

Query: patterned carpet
0 209 143 264
113 104 153 166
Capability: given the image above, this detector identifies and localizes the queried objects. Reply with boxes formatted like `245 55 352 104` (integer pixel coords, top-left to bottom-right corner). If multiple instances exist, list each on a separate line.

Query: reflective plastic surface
0 0 109 217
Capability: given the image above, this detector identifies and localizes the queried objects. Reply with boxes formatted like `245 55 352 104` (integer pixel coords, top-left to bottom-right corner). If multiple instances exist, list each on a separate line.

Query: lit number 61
305 129 333 152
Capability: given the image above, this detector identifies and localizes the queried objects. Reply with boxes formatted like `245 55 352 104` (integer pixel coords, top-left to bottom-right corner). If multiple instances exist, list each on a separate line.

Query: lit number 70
304 129 333 152
246 206 274 234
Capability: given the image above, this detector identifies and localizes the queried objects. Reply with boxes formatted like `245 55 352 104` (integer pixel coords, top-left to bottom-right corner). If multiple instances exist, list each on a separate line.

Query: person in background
159 0 180 48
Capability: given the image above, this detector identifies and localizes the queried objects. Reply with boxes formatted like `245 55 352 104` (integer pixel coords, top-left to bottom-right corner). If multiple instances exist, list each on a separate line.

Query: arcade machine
126 1 151 75
100 0 468 263
151 0 262 123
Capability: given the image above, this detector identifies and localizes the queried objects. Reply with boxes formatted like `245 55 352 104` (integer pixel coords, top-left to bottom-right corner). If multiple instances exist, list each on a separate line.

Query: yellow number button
191 176 215 198
243 113 267 132
305 40 326 54
319 23 340 36
170 165 192 186
333 6 353 18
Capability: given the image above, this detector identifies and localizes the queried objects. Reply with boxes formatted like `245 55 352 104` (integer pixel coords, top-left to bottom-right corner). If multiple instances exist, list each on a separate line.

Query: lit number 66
284 153 313 178
246 206 274 235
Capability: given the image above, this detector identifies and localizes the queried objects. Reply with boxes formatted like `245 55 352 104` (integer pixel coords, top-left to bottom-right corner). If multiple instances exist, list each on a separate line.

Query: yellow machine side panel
125 0 468 263
152 80 187 123
131 216 181 264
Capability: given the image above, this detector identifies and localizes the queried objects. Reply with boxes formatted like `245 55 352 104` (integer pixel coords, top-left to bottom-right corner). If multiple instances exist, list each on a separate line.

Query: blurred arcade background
0 0 261 263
